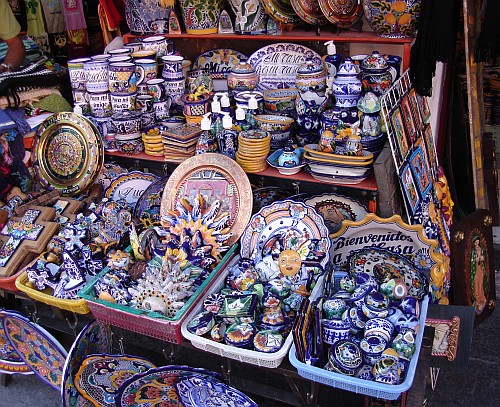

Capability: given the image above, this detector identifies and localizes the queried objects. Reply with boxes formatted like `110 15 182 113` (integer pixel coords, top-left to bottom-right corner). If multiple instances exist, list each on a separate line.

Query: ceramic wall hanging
160 153 253 246
74 354 156 407
3 314 68 390
363 0 422 38
0 310 33 376
179 0 223 34
62 320 113 407
31 112 104 196
318 0 363 28
291 0 329 26
125 0 172 35
104 171 159 209
193 48 249 78
248 43 322 91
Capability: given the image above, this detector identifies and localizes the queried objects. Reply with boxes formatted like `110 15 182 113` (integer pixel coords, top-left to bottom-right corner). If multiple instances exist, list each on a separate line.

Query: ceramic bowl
295 91 328 115
263 88 299 113
159 115 185 129
111 111 142 135
115 133 144 155
266 148 305 176
295 70 327 93
364 317 394 343
254 114 294 132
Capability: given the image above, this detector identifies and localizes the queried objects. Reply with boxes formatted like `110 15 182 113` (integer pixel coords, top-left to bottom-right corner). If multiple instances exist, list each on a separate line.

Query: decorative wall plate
261 0 302 27
0 310 33 375
3 313 68 390
347 246 428 299
193 49 249 78
248 43 322 91
74 354 156 407
104 171 159 209
304 193 368 234
291 0 329 26
239 200 330 266
61 320 113 407
31 112 104 196
133 176 169 227
318 0 363 28
160 153 253 246
115 365 223 407
176 375 258 407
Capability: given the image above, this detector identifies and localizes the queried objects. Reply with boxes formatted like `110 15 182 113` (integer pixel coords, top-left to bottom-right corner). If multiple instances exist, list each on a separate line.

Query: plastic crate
289 295 429 400
78 244 238 344
181 255 324 369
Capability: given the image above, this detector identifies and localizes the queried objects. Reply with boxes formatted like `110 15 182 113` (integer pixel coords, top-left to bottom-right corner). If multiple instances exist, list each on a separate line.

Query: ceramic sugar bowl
295 57 327 93
227 60 259 94
360 51 393 96
362 291 390 319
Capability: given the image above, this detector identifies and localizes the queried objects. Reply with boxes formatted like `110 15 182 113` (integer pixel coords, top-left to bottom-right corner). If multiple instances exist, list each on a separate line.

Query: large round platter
74 354 156 407
347 246 428 299
104 171 159 209
31 112 104 196
176 375 257 407
318 0 363 28
115 365 223 407
160 153 253 246
291 0 329 26
193 48 249 78
0 310 33 375
248 43 322 91
304 193 367 234
240 200 330 267
2 313 68 390
61 320 112 407
261 0 302 27
133 176 169 227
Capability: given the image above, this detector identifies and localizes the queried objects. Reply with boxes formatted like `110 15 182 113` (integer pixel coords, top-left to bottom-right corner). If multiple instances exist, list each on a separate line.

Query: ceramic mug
123 41 143 54
135 58 157 84
67 57 91 91
84 60 109 93
146 78 167 102
110 93 136 112
153 98 171 120
109 62 140 96
108 55 133 64
111 111 142 134
135 94 154 112
163 78 185 104
91 54 112 62
108 48 132 57
88 91 112 118
137 83 149 96
141 111 156 130
142 35 174 60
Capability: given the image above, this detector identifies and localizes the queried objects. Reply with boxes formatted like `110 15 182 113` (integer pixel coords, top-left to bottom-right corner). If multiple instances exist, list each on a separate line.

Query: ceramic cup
115 133 144 155
135 94 154 113
84 60 109 93
146 78 167 102
142 35 174 60
91 54 111 62
108 55 133 64
131 50 157 61
123 40 143 54
135 58 157 85
163 78 186 105
110 93 136 112
67 57 91 91
137 83 149 96
153 98 172 121
88 91 112 117
108 48 132 57
111 111 142 135
108 62 140 96
161 55 184 81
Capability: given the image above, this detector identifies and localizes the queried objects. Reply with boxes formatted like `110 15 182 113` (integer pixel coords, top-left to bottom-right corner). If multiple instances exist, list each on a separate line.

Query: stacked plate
142 128 164 156
160 123 202 163
303 144 374 184
236 129 271 173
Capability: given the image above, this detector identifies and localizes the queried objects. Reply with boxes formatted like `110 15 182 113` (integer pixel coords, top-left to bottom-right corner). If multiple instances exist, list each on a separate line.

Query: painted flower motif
289 203 306 219
250 214 265 232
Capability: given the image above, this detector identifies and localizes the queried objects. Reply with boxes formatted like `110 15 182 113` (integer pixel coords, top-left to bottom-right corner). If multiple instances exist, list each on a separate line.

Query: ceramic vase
179 0 223 34
362 0 422 38
227 61 259 94
331 58 362 109
227 0 267 34
125 0 172 35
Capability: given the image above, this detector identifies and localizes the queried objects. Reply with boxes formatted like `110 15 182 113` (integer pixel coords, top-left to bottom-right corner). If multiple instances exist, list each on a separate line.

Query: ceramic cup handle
136 66 145 85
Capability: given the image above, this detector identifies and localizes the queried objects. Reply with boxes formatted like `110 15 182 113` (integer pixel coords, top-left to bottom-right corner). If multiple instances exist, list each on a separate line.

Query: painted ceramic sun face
278 249 302 276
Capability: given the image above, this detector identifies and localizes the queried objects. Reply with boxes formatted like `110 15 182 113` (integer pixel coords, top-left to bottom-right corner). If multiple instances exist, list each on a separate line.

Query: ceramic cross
54 198 85 226
0 205 58 277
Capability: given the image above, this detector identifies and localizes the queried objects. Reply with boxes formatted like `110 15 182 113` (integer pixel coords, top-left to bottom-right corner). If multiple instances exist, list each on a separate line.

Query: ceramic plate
160 153 253 246
193 49 249 78
133 176 169 227
261 0 302 27
304 193 368 234
176 375 258 407
104 171 159 209
115 365 223 407
3 313 68 390
248 43 322 91
31 112 104 196
306 162 371 176
239 200 330 267
61 320 113 407
0 310 33 375
291 0 328 26
74 354 156 407
318 0 363 28
304 153 374 167
306 167 371 185
347 246 428 299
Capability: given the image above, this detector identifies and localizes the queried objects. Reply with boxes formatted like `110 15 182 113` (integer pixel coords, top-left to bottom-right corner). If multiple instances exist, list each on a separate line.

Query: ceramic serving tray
104 171 159 209
193 49 248 78
61 320 113 407
304 144 374 162
306 162 371 177
160 153 253 246
3 313 68 390
304 153 374 167
31 112 104 196
115 365 223 407
133 176 169 227
304 193 368 235
74 354 156 407
0 310 33 375
239 200 330 267
248 43 322 91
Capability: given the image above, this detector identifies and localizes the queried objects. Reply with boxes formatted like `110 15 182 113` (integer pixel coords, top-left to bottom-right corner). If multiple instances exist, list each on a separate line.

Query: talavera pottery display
362 0 422 38
179 0 223 34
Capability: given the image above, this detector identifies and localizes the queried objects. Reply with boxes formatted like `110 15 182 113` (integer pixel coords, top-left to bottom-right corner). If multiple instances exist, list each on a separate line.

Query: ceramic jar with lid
331 57 362 108
327 339 363 376
295 57 327 93
357 91 383 137
227 60 259 94
360 51 393 96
